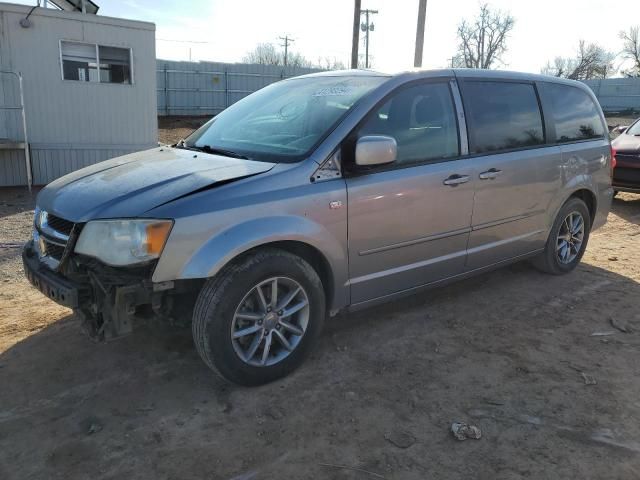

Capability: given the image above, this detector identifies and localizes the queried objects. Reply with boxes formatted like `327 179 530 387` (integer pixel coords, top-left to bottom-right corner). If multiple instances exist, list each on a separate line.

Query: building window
60 41 132 84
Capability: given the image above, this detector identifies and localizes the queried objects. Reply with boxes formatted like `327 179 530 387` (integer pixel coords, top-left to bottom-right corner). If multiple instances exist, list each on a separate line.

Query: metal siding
0 146 147 187
0 150 26 185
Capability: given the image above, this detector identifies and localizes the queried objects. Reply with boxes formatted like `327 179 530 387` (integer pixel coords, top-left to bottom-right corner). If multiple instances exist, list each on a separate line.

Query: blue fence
156 61 640 117
583 78 640 114
157 60 322 116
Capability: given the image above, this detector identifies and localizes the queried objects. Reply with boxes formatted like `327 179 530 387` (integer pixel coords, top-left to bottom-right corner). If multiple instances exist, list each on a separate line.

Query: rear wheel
192 248 325 386
532 197 591 275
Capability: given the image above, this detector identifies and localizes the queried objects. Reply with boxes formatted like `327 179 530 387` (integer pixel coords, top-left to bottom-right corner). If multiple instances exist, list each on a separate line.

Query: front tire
192 248 325 386
532 197 591 275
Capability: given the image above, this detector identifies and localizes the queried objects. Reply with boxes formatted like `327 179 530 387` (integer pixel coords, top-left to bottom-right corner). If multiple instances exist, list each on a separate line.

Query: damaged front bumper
23 244 81 308
23 240 177 341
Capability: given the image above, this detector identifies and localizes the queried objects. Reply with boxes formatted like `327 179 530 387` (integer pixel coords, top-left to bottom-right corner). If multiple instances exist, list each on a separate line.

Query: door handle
479 168 503 180
443 174 470 186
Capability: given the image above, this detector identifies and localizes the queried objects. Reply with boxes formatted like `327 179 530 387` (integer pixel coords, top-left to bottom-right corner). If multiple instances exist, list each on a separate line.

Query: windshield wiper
174 140 248 159
197 145 249 159
173 140 198 151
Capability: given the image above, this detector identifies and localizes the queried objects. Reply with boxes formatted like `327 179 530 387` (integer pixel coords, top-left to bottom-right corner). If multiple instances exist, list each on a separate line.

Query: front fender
152 215 349 309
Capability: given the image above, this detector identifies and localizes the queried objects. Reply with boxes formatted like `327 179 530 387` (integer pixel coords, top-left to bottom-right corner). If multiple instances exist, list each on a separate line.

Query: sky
19 0 640 74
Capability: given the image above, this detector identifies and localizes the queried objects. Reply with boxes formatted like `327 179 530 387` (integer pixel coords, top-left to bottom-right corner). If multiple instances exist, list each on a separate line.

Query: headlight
75 219 173 266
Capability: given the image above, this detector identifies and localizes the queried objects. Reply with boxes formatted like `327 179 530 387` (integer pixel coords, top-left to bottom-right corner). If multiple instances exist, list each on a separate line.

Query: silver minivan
23 69 614 385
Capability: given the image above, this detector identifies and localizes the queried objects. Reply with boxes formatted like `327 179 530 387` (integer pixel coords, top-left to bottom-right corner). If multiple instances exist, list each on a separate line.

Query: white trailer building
0 1 157 187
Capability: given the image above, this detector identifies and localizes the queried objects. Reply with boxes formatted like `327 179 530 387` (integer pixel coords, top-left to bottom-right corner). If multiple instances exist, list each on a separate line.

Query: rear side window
462 81 544 154
543 84 605 142
628 119 640 136
358 82 460 165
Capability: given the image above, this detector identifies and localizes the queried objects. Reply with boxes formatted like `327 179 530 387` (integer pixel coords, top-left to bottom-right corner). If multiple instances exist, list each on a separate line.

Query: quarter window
358 82 460 165
61 41 132 84
463 81 544 154
543 84 605 142
627 119 640 136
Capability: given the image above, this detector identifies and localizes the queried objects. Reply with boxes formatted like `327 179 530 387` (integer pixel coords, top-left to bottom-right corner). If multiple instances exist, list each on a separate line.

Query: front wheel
532 197 591 275
192 248 325 386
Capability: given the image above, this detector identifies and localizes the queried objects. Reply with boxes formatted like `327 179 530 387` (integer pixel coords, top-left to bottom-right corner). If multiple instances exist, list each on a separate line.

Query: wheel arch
240 240 336 313
546 179 598 235
569 188 597 225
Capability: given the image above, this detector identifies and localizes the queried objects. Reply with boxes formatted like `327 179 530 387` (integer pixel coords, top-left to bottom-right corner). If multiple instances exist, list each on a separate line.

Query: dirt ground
1 183 639 479
158 116 209 145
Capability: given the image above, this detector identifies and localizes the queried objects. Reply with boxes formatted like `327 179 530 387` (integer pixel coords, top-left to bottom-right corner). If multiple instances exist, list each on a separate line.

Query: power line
278 35 295 66
360 9 378 69
156 38 211 62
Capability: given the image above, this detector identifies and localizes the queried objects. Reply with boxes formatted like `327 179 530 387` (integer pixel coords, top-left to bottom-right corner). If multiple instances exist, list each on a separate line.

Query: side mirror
616 125 629 134
355 135 397 166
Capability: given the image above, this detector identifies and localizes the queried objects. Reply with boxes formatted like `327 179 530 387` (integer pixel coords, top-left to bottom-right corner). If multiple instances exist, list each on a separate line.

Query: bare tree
316 57 347 70
243 43 284 66
242 43 315 68
542 41 616 80
620 26 640 77
285 52 314 68
453 4 515 69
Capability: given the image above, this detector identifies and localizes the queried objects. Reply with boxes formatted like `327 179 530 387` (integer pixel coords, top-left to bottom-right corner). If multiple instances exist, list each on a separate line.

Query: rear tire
532 197 591 275
192 248 325 386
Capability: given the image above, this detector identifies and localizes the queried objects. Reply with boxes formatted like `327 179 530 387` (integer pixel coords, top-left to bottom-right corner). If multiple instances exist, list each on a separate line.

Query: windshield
627 119 640 136
185 75 387 162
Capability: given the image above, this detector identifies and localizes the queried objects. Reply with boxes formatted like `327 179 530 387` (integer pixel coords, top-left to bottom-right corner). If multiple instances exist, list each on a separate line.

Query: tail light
610 146 617 177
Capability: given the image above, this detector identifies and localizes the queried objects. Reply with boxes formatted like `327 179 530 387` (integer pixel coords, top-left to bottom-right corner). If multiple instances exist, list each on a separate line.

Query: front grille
43 240 66 261
46 214 74 236
36 210 77 268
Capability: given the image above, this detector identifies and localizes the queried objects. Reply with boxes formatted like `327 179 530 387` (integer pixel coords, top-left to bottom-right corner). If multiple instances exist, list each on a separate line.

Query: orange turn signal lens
145 221 173 255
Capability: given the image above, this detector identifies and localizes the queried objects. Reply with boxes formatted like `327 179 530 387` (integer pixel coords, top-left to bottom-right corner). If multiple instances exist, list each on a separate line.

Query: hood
612 133 640 152
37 147 275 222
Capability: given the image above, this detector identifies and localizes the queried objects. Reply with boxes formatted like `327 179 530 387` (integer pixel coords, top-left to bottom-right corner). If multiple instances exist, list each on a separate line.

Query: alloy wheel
556 211 584 264
230 276 310 367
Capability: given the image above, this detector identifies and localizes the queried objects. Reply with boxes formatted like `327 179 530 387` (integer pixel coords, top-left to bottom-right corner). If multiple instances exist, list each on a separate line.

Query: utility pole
351 0 361 68
360 9 378 69
414 0 427 68
279 35 294 66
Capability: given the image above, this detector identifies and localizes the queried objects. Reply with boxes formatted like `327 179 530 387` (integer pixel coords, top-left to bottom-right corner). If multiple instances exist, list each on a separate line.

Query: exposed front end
23 209 192 340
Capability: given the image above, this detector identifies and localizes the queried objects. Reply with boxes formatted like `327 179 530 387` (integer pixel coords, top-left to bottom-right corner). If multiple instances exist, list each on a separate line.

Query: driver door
345 80 477 305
